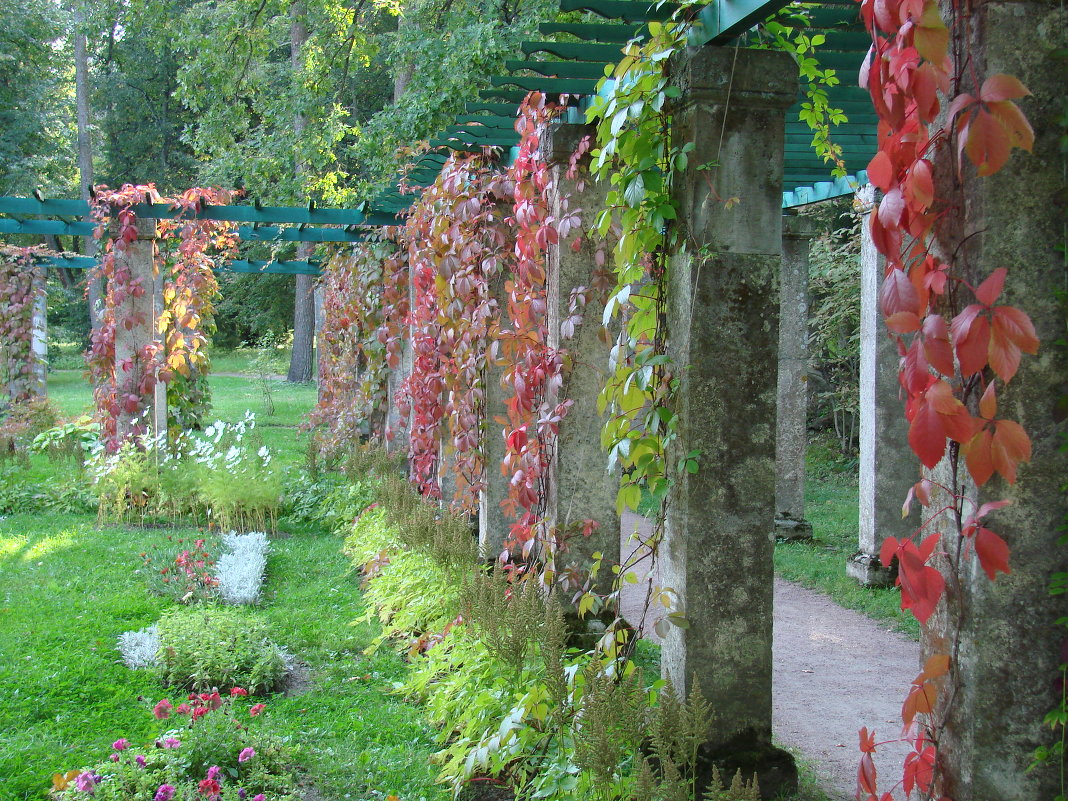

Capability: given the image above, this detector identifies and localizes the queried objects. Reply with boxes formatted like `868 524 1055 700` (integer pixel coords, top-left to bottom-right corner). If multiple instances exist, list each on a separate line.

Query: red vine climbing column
856 0 1065 797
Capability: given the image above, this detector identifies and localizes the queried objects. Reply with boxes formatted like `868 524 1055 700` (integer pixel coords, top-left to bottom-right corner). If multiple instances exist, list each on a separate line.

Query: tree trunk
285 3 315 383
73 0 103 329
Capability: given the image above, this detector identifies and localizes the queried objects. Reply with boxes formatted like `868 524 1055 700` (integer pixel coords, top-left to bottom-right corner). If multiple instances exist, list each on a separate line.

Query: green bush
156 606 287 695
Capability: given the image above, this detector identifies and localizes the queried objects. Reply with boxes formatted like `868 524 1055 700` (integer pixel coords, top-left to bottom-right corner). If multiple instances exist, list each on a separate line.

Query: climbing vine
0 245 49 405
88 184 238 451
309 239 393 461
855 0 1037 796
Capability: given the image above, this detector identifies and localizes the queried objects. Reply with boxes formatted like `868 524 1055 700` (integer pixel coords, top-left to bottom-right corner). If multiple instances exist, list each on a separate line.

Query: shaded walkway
619 512 919 800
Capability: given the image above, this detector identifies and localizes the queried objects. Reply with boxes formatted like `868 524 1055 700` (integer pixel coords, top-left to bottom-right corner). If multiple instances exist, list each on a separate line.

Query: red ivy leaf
974 267 1006 306
974 526 1011 579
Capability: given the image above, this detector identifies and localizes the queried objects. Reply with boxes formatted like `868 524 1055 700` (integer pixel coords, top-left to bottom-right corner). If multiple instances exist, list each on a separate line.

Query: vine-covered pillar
663 47 798 797
479 266 511 559
386 252 412 454
847 185 914 587
774 213 816 540
541 121 622 595
928 3 1067 797
31 265 47 393
113 217 165 442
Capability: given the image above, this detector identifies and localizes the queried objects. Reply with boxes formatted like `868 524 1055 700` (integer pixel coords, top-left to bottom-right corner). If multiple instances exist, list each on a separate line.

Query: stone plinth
851 185 911 588
775 214 816 541
541 121 622 598
662 46 798 798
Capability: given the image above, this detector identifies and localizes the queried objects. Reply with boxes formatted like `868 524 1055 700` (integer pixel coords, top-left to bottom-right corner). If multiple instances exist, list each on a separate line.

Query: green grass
0 513 446 801
774 472 919 639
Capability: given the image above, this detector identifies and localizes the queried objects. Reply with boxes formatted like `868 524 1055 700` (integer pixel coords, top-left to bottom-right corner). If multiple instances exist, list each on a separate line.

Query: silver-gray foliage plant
117 624 160 669
216 530 270 605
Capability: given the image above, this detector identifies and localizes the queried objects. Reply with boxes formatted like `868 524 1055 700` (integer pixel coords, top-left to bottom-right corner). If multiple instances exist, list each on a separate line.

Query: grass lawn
774 471 919 639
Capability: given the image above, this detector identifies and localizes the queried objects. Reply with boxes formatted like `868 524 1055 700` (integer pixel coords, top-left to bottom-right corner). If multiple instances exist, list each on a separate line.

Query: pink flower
249 703 265 717
230 687 248 697
162 737 181 749
206 766 220 781
176 703 191 715
154 785 176 801
238 747 255 763
152 699 172 719
252 796 265 801
135 755 146 768
198 778 221 798
109 753 120 762
75 772 99 794
112 738 130 751
191 706 210 721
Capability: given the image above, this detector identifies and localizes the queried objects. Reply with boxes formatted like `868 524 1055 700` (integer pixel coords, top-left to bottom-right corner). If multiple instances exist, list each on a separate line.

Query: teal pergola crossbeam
538 23 643 42
37 256 323 276
557 0 679 22
0 217 367 243
0 197 397 227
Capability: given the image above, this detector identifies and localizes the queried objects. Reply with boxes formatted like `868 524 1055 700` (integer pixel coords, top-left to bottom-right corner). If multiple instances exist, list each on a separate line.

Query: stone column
112 217 163 444
385 252 412 453
774 214 816 540
478 268 510 560
662 47 798 797
540 121 622 597
312 283 324 387
30 266 47 394
846 185 913 587
926 4 1067 798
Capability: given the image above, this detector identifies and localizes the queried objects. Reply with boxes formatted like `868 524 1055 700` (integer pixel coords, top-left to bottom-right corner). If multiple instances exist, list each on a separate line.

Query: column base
773 517 813 542
696 733 798 801
845 551 896 587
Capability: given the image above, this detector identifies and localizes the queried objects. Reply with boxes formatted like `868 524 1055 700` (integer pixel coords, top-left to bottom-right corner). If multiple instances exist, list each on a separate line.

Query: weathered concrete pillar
478 268 510 560
847 185 913 587
385 254 412 454
312 283 324 387
30 266 47 394
926 4 1067 798
662 47 798 798
540 121 622 597
112 217 164 444
774 214 816 540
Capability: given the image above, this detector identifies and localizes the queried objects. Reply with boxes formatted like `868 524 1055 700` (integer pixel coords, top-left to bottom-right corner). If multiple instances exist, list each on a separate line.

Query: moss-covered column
775 213 816 540
479 267 510 559
30 265 47 394
541 121 621 597
848 185 913 587
663 46 798 798
926 3 1068 797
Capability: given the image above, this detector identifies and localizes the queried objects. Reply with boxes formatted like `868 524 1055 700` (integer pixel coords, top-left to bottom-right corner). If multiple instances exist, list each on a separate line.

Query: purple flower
238 791 246 800
135 755 146 768
238 747 255 763
75 772 99 794
154 785 176 801
112 738 130 751
252 795 265 801
206 765 221 780
109 753 120 762
163 737 181 749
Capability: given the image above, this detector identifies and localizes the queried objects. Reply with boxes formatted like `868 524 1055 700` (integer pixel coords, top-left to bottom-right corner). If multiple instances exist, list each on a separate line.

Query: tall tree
287 1 315 382
72 0 103 328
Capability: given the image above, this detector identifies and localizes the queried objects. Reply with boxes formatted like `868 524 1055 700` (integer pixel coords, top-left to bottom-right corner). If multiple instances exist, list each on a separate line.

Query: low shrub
343 475 760 801
51 693 301 801
155 606 287 695
0 397 60 467
140 535 220 603
0 465 95 514
31 414 99 467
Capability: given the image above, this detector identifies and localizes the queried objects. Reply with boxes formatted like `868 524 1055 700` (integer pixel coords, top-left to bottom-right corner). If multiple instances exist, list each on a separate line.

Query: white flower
257 446 269 458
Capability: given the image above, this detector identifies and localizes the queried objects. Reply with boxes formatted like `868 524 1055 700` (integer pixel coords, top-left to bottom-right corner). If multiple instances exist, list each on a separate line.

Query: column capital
672 47 798 111
538 121 596 168
782 213 819 241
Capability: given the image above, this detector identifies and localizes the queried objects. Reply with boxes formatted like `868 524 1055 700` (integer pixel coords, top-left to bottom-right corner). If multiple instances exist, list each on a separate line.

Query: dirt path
619 512 919 800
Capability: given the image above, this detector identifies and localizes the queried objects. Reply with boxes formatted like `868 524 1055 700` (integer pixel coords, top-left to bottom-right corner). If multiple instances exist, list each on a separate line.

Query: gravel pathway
618 512 920 800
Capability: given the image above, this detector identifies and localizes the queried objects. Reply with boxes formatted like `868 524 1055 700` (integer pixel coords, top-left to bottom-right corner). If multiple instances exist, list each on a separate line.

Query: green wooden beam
465 101 521 116
506 59 610 79
0 217 368 243
558 0 678 22
522 41 625 61
538 22 643 42
489 75 600 94
0 196 396 226
38 256 324 275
